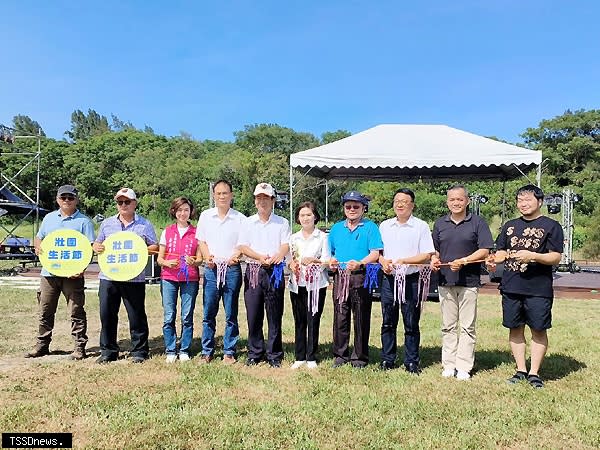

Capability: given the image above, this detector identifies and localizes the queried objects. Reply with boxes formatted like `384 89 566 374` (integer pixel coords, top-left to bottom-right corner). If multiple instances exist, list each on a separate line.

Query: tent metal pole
501 179 507 228
325 180 329 229
289 165 293 225
536 163 542 188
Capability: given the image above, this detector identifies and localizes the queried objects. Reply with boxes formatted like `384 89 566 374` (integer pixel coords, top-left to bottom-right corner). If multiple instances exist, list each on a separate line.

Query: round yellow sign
97 231 149 281
39 229 93 277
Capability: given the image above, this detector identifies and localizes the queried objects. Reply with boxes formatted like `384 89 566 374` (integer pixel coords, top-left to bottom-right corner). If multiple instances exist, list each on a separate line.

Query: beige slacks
439 286 478 373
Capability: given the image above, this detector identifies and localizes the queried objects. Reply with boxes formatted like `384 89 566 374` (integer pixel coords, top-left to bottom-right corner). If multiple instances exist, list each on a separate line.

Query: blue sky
2 1 599 143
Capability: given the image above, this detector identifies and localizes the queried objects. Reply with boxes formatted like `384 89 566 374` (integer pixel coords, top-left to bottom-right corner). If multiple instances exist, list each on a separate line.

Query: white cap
114 187 137 200
253 182 275 197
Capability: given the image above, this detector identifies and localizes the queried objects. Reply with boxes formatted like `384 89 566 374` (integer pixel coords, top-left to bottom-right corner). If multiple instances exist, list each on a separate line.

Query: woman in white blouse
288 201 330 369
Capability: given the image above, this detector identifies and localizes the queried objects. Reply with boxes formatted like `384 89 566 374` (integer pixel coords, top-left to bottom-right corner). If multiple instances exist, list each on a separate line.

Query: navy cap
341 190 368 205
57 185 78 197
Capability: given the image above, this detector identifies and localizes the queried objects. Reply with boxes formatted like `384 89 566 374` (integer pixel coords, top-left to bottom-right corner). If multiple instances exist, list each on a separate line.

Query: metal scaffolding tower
0 123 43 259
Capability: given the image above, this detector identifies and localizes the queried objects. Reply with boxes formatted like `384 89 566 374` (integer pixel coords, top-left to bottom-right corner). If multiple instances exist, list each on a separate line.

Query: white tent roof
290 124 541 180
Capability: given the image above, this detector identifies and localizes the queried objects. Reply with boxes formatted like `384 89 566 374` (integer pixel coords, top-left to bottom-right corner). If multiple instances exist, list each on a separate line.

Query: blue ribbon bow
363 263 381 290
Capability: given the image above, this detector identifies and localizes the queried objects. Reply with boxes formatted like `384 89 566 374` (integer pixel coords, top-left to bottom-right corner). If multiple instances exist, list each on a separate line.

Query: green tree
521 109 600 256
111 114 135 132
321 129 351 144
522 109 600 187
234 123 319 156
12 115 45 136
65 109 111 142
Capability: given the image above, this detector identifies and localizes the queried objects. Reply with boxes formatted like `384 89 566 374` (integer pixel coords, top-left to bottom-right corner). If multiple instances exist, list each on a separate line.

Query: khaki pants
439 286 478 373
36 276 87 350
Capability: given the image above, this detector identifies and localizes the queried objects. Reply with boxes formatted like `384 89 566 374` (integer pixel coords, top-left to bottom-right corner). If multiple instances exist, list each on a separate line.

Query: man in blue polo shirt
329 190 383 368
26 184 95 360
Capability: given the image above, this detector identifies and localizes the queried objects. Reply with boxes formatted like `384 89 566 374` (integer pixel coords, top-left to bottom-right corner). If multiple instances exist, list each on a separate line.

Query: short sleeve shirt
328 218 383 262
96 213 158 282
288 228 331 293
37 209 96 277
237 213 290 256
379 215 435 275
496 215 563 297
196 207 246 259
432 213 494 287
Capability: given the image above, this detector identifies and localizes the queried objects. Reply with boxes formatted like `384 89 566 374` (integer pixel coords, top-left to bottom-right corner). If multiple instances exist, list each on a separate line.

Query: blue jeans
202 265 242 356
380 273 420 366
161 279 199 355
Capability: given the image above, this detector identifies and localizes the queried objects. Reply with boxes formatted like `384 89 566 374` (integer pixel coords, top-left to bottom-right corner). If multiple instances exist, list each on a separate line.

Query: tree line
1 108 599 257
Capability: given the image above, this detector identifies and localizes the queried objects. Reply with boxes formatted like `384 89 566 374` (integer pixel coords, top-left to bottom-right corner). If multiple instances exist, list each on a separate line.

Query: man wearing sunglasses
26 185 95 360
328 190 383 368
93 187 158 364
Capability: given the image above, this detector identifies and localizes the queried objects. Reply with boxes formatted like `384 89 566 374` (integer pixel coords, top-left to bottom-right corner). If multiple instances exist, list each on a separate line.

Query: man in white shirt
379 188 435 374
237 182 290 368
196 180 246 364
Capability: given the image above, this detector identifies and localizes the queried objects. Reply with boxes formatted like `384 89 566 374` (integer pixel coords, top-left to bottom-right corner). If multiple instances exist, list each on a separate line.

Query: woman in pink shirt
157 197 200 362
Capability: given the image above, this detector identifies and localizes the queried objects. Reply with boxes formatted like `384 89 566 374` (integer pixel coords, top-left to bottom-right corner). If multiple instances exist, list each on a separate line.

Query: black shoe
527 373 544 389
405 363 421 375
131 356 147 364
268 359 282 368
96 355 116 364
332 358 347 368
351 362 367 369
24 346 49 358
380 361 394 371
506 370 528 384
245 357 262 366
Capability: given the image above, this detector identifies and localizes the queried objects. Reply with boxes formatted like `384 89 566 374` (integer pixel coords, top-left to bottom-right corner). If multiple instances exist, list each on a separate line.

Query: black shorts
501 292 553 330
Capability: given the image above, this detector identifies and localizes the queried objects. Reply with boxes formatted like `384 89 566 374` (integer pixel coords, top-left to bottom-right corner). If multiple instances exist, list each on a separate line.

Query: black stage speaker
145 254 161 283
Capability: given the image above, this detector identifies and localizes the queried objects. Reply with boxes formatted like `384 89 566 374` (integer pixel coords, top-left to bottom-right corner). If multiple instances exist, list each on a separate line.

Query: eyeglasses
59 195 76 201
116 200 132 206
344 204 362 210
393 200 412 206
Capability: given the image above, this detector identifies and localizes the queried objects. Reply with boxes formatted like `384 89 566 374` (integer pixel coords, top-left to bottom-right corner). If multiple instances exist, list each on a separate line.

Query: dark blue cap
341 190 368 205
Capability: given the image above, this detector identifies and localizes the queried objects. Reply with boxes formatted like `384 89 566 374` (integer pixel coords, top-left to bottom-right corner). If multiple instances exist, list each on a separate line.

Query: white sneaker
179 353 191 362
306 361 318 369
442 368 456 378
166 354 177 363
456 370 471 381
291 360 306 369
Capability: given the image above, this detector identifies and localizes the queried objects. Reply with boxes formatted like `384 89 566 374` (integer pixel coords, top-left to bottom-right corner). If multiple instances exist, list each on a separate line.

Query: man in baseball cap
253 183 276 198
340 190 368 205
113 187 137 201
57 184 79 198
26 184 95 360
237 182 290 368
328 190 383 368
93 187 158 364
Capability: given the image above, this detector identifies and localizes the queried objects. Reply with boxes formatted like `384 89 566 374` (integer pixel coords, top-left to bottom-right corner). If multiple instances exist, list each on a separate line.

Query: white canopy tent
288 124 542 224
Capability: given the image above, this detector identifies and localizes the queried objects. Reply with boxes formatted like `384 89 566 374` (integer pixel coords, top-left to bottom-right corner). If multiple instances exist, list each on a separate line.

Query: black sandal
527 374 544 389
506 370 528 384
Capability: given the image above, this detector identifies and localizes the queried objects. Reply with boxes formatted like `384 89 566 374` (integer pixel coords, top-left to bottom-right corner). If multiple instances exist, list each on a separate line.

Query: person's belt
384 271 419 278
349 269 366 275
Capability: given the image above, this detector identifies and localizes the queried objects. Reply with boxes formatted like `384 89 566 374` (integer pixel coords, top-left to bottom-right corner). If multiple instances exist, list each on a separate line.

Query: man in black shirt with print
487 185 563 389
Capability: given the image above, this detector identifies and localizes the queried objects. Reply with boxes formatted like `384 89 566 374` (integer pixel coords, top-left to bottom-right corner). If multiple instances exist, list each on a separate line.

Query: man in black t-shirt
487 184 563 389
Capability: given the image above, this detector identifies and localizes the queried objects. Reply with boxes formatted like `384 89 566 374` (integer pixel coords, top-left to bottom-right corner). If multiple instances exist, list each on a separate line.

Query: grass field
0 284 599 449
